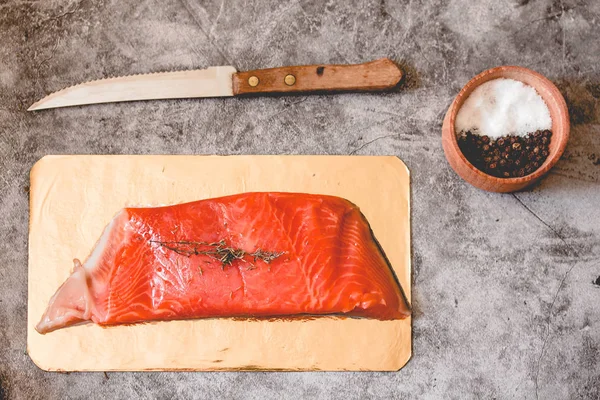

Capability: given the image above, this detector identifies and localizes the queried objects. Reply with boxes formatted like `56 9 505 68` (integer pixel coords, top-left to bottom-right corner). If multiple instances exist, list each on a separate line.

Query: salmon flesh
36 192 410 334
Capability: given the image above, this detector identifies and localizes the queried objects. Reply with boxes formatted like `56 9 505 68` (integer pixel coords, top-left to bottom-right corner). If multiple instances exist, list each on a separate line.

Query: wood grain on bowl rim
442 66 570 193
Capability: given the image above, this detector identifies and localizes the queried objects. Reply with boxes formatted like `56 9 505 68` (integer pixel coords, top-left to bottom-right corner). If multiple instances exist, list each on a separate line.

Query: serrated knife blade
28 58 403 111
28 67 236 111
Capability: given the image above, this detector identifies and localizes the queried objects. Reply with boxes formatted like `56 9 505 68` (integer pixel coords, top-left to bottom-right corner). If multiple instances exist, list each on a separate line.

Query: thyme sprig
150 239 284 269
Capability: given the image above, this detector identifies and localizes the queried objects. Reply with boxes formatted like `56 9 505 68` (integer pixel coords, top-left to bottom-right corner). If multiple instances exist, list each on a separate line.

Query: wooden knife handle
232 58 402 96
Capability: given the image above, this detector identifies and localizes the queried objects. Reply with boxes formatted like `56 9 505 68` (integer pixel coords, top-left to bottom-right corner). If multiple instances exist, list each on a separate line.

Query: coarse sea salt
455 78 552 139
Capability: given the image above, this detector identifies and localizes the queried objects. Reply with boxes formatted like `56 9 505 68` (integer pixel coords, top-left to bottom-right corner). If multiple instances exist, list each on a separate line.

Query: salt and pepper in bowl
442 66 570 193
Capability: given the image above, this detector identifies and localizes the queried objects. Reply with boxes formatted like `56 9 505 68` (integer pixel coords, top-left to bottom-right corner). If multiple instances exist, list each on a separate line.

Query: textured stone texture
1 0 599 399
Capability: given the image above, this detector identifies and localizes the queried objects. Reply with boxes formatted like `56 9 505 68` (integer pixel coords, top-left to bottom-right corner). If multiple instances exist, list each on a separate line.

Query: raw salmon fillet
36 192 410 334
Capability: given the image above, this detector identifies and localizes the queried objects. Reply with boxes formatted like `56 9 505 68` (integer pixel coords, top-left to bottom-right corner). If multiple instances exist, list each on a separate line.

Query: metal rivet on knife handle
248 76 259 87
284 74 296 86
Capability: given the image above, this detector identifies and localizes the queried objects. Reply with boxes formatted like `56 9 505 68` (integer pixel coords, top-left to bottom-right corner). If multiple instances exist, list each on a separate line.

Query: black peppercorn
457 130 552 179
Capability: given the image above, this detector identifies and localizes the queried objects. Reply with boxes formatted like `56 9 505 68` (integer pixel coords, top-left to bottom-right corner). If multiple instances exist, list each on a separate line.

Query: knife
28 58 403 111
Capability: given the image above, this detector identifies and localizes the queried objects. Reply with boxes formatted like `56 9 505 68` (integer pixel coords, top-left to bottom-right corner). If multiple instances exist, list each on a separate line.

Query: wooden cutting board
28 155 411 371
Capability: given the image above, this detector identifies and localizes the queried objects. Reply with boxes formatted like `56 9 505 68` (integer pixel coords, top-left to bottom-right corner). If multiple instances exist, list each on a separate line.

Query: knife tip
27 101 45 111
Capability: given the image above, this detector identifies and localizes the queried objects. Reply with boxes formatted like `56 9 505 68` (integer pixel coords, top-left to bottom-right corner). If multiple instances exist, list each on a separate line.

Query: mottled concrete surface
1 0 599 399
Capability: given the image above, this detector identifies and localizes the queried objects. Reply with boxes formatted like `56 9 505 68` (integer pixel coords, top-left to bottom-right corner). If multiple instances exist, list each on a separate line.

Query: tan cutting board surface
28 155 411 371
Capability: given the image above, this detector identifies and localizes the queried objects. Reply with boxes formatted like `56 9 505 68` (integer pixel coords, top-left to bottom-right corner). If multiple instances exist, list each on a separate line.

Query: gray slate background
1 0 599 399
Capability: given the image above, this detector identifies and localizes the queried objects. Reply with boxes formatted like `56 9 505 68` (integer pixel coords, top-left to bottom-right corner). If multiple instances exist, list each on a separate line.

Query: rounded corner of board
387 156 410 176
26 345 54 372
391 349 413 372
30 155 53 179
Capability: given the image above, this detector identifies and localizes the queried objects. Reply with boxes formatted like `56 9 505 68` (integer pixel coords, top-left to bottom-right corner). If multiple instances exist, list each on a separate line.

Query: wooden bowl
442 66 570 193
